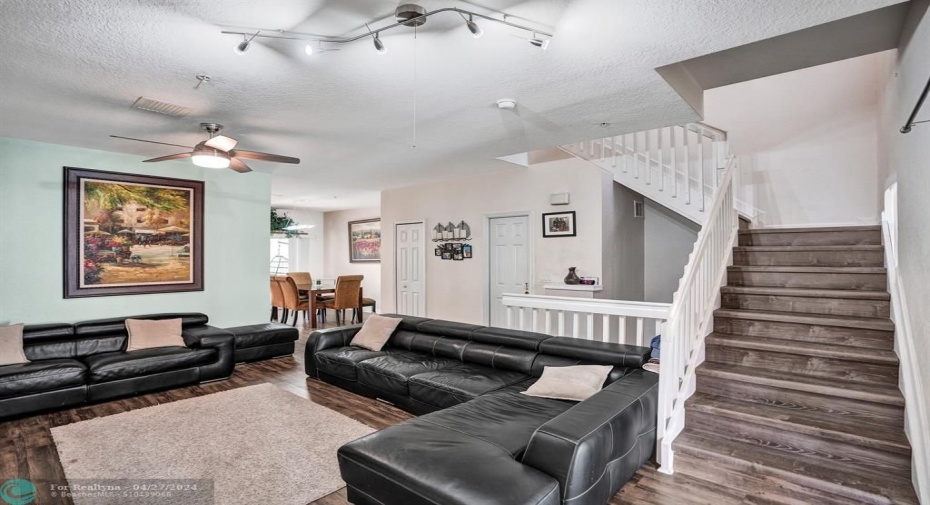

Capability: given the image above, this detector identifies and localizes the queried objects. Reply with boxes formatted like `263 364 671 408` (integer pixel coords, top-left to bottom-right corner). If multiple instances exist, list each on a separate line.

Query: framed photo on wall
349 218 381 263
63 167 204 298
542 211 576 238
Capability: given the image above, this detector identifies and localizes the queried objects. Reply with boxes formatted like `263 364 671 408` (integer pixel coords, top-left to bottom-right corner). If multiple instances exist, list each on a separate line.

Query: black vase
564 267 580 285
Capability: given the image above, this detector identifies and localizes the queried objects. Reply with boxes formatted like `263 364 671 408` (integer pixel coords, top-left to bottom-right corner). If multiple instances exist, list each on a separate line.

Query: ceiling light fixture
191 147 231 169
221 7 551 54
235 31 260 55
304 44 314 56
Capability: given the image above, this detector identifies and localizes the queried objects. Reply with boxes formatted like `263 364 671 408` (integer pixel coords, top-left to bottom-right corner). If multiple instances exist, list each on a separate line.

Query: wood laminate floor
1 319 788 505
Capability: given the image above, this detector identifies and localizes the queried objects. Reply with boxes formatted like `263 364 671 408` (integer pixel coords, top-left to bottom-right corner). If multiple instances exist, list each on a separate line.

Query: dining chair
281 276 309 326
320 275 363 325
287 271 311 286
288 272 329 324
270 276 286 322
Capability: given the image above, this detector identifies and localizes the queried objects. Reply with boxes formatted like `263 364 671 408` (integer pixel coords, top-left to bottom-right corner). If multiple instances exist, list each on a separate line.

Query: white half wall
705 52 887 228
878 0 930 501
323 207 382 309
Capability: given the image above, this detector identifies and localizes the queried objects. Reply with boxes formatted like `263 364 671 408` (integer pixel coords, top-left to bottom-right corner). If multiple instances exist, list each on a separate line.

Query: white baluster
657 127 664 191
671 126 678 198
699 137 706 212
586 313 595 340
684 128 691 205
618 316 627 344
612 137 618 168
633 132 640 179
645 130 652 185
518 307 525 330
572 313 580 338
506 306 513 329
545 310 552 334
602 314 611 343
557 311 565 336
636 317 644 347
532 308 539 332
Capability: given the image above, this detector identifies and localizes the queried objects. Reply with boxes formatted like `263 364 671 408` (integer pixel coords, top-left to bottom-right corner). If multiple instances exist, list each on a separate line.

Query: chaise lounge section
305 315 658 505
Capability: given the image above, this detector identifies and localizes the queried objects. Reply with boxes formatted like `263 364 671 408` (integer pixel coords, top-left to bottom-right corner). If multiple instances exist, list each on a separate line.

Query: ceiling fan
110 123 300 173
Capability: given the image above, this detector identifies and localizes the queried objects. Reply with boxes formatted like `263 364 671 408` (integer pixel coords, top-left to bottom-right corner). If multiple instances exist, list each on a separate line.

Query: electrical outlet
540 274 553 283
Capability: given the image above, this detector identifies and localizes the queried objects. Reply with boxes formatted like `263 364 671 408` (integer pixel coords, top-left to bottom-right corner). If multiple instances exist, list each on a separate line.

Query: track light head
373 33 387 54
235 38 250 55
466 16 483 38
530 38 550 50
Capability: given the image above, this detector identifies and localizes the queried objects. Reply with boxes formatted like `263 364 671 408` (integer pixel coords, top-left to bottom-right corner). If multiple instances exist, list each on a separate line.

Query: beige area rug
51 383 375 505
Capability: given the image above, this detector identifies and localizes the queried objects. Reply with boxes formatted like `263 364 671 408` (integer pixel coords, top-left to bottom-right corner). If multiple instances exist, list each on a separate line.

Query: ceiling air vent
131 97 192 117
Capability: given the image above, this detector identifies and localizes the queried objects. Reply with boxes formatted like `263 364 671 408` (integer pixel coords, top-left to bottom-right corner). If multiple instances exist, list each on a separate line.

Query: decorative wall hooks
432 221 471 242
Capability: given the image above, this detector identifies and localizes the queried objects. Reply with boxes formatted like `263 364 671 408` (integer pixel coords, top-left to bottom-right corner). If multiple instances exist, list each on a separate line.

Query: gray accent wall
644 199 700 303
601 173 644 301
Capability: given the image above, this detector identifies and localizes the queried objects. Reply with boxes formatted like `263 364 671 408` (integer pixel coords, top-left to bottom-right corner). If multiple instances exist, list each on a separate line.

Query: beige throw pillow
522 364 614 402
350 314 402 352
126 318 185 351
0 323 29 366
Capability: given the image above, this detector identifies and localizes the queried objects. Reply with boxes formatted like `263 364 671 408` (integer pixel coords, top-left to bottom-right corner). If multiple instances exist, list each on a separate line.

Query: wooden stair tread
713 308 895 331
675 430 918 504
696 362 904 406
734 245 884 252
706 333 899 364
738 226 881 235
687 392 911 454
728 265 886 273
720 286 890 300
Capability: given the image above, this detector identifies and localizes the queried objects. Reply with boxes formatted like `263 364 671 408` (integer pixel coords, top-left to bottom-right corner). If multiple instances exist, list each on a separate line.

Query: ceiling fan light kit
221 5 552 56
191 148 230 169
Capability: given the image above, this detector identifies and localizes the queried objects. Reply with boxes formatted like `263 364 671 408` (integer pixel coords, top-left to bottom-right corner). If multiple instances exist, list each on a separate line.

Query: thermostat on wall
549 192 570 205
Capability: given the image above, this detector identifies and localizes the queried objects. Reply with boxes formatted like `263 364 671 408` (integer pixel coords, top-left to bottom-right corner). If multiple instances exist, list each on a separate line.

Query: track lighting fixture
234 31 260 55
458 11 483 38
222 7 552 55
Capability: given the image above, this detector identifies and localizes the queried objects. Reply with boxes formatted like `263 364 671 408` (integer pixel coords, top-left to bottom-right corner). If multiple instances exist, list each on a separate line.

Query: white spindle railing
501 294 670 347
563 122 728 225
656 154 739 473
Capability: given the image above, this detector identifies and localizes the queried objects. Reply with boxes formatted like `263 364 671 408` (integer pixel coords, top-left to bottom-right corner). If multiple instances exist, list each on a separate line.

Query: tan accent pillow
522 365 614 402
350 314 402 352
125 318 185 351
0 323 29 366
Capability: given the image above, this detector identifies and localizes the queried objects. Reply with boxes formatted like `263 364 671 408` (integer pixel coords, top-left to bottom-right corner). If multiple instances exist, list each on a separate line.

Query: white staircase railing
562 123 728 225
501 294 670 347
656 154 739 473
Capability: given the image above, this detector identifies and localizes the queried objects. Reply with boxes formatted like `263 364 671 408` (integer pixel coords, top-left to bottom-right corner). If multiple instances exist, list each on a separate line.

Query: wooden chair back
281 276 303 310
332 275 363 310
270 277 284 307
287 271 311 286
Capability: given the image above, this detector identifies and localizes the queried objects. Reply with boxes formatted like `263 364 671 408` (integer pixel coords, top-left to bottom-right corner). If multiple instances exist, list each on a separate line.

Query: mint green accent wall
0 138 270 327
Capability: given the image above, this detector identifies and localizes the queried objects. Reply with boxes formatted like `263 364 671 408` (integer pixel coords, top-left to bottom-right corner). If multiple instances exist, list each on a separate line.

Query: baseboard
752 219 881 229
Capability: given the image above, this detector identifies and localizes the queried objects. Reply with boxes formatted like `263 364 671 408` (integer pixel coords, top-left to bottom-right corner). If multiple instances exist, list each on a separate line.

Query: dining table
296 282 364 329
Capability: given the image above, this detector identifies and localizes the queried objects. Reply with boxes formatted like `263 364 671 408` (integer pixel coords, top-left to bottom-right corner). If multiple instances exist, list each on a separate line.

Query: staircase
675 225 918 504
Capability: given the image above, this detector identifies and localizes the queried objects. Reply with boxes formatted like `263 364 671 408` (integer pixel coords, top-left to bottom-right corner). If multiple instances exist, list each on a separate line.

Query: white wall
381 158 605 324
705 53 886 228
323 207 382 309
878 0 930 501
0 138 270 327
644 199 700 303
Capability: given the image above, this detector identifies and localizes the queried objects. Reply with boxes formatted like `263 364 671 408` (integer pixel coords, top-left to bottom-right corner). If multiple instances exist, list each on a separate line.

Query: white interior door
489 215 529 327
395 222 426 317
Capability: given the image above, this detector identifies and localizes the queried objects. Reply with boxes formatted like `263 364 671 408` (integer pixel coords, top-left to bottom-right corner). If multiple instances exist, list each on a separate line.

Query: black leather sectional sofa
0 313 298 420
305 316 658 505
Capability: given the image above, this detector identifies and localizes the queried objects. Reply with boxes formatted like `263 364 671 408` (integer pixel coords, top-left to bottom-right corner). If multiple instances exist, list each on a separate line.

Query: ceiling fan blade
143 152 193 163
204 135 238 152
229 149 300 164
110 135 193 149
229 157 253 173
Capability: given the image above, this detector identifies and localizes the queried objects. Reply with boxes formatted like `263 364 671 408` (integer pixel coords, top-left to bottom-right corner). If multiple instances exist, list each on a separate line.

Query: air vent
131 97 192 117
634 201 644 218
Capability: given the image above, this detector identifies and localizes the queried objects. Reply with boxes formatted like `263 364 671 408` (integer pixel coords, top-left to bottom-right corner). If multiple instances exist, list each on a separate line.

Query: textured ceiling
0 0 902 211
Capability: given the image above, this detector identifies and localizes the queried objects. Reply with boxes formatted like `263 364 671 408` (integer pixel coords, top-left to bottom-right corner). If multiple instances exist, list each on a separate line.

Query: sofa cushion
419 390 574 458
409 364 528 409
314 346 386 381
126 318 185 351
225 323 298 349
357 350 460 396
0 323 28 366
351 314 403 351
523 364 613 401
0 359 86 399
82 347 216 384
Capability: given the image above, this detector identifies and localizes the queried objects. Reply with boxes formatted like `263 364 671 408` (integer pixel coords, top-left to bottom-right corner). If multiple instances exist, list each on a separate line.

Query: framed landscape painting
64 167 204 298
349 218 381 263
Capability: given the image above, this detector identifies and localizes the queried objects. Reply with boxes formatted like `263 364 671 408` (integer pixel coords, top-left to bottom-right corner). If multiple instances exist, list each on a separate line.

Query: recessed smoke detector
131 97 192 117
396 3 427 26
496 99 517 110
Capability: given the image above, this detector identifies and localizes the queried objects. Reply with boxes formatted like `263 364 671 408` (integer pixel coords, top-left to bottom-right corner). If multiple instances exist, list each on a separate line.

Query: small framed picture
462 244 472 258
452 243 463 253
434 247 442 256
453 252 464 261
542 211 576 238
441 251 452 260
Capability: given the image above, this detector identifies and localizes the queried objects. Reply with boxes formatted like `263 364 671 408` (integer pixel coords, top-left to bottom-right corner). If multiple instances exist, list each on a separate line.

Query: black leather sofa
0 313 234 420
305 316 658 505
